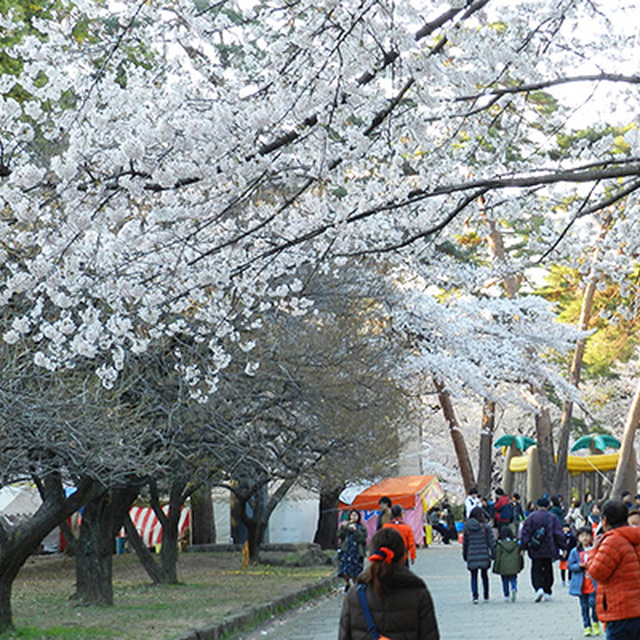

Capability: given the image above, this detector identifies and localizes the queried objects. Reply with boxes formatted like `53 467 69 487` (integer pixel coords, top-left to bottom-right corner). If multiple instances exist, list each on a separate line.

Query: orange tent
339 475 444 545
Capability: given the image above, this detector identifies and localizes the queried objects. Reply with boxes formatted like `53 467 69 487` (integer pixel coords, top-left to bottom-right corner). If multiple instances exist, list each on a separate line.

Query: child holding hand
492 525 523 602
568 527 601 637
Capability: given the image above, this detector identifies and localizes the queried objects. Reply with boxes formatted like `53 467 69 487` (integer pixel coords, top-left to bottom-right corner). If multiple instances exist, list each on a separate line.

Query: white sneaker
504 596 510 602
534 588 544 602
543 593 552 602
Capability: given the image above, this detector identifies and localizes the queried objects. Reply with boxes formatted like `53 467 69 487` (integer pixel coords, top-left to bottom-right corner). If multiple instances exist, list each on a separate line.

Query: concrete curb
172 575 340 640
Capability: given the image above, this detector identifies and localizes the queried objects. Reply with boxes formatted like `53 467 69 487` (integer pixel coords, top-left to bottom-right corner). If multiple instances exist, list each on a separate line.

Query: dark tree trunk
191 483 215 545
154 482 185 584
126 479 189 585
74 514 114 606
123 514 164 584
158 524 179 584
0 474 94 632
313 485 343 549
74 484 140 606
477 400 495 498
0 538 40 629
434 377 476 491
245 519 265 562
237 477 296 563
230 489 247 545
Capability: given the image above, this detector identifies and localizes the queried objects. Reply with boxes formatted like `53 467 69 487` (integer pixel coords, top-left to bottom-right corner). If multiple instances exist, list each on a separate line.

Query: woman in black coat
462 506 495 604
338 527 439 640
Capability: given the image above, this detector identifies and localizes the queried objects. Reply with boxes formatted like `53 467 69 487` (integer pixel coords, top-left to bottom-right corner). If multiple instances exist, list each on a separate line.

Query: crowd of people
337 488 640 640
460 485 640 638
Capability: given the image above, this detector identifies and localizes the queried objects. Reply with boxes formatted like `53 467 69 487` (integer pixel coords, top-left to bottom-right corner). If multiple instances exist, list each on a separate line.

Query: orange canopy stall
339 475 444 545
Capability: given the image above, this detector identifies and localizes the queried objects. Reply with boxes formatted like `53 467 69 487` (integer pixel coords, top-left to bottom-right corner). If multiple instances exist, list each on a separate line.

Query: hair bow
369 546 394 564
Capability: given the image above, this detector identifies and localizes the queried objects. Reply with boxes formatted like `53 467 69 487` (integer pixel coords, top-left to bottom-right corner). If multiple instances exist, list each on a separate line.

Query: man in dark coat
520 497 566 602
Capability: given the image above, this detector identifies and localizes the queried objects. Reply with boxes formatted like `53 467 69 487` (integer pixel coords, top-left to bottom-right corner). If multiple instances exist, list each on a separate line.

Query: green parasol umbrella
571 434 621 453
493 435 537 452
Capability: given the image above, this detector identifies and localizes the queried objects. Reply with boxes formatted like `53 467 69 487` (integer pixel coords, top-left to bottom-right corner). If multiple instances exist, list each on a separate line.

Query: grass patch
1 628 112 639
4 552 334 640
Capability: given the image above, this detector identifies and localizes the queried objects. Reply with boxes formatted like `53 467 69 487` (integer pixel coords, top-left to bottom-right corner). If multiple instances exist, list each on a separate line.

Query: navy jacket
520 509 565 560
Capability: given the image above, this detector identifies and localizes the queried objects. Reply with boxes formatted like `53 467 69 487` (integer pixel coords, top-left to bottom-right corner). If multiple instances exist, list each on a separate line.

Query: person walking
520 496 566 602
568 497 586 531
559 521 577 587
494 488 513 531
338 527 440 640
338 510 368 592
377 496 392 530
549 495 565 524
464 487 481 520
568 526 601 637
588 502 602 535
511 493 525 534
384 505 417 565
587 499 640 639
581 493 594 522
462 506 495 604
492 525 523 602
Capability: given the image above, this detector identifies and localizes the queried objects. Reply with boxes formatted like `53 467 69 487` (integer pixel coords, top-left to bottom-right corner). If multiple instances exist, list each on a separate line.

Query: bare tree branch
455 73 640 102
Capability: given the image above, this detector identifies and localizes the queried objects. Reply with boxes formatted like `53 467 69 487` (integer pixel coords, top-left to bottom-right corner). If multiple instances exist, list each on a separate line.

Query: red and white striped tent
128 505 191 547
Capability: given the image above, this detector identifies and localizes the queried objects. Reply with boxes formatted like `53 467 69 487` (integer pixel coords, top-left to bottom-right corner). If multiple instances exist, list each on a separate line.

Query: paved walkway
239 544 595 639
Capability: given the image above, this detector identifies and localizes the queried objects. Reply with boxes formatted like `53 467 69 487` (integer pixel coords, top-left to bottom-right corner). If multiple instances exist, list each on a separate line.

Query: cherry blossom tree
1 0 640 627
2 0 639 395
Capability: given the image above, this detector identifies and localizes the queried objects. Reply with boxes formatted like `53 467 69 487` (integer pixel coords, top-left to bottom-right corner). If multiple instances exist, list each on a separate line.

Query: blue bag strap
356 584 381 640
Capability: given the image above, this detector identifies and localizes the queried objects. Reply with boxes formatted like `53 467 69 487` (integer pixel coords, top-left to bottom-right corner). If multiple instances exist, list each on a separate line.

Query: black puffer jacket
462 518 494 570
338 567 439 640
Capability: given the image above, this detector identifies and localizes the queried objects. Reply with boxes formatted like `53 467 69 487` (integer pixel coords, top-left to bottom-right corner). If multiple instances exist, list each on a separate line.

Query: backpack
529 523 547 550
498 501 514 524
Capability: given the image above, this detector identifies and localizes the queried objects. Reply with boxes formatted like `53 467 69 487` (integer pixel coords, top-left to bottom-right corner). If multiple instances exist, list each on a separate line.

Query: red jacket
587 525 640 622
383 520 417 561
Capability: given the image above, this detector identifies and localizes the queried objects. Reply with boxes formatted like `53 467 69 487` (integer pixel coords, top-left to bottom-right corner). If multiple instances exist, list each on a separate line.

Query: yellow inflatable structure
496 434 630 502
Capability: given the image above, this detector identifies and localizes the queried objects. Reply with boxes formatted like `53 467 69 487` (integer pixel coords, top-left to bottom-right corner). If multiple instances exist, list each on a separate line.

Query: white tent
0 485 60 553
0 484 42 516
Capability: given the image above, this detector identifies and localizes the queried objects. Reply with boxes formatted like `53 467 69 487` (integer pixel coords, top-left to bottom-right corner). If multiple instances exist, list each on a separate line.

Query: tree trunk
191 482 215 545
484 216 520 299
611 375 640 498
158 523 179 584
75 517 114 606
123 514 164 584
553 267 600 498
313 484 343 549
0 474 94 631
245 519 266 562
230 489 247 545
74 484 140 606
238 477 297 563
0 539 42 630
434 377 476 491
125 479 188 585
154 482 185 585
535 407 555 497
477 400 495 497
